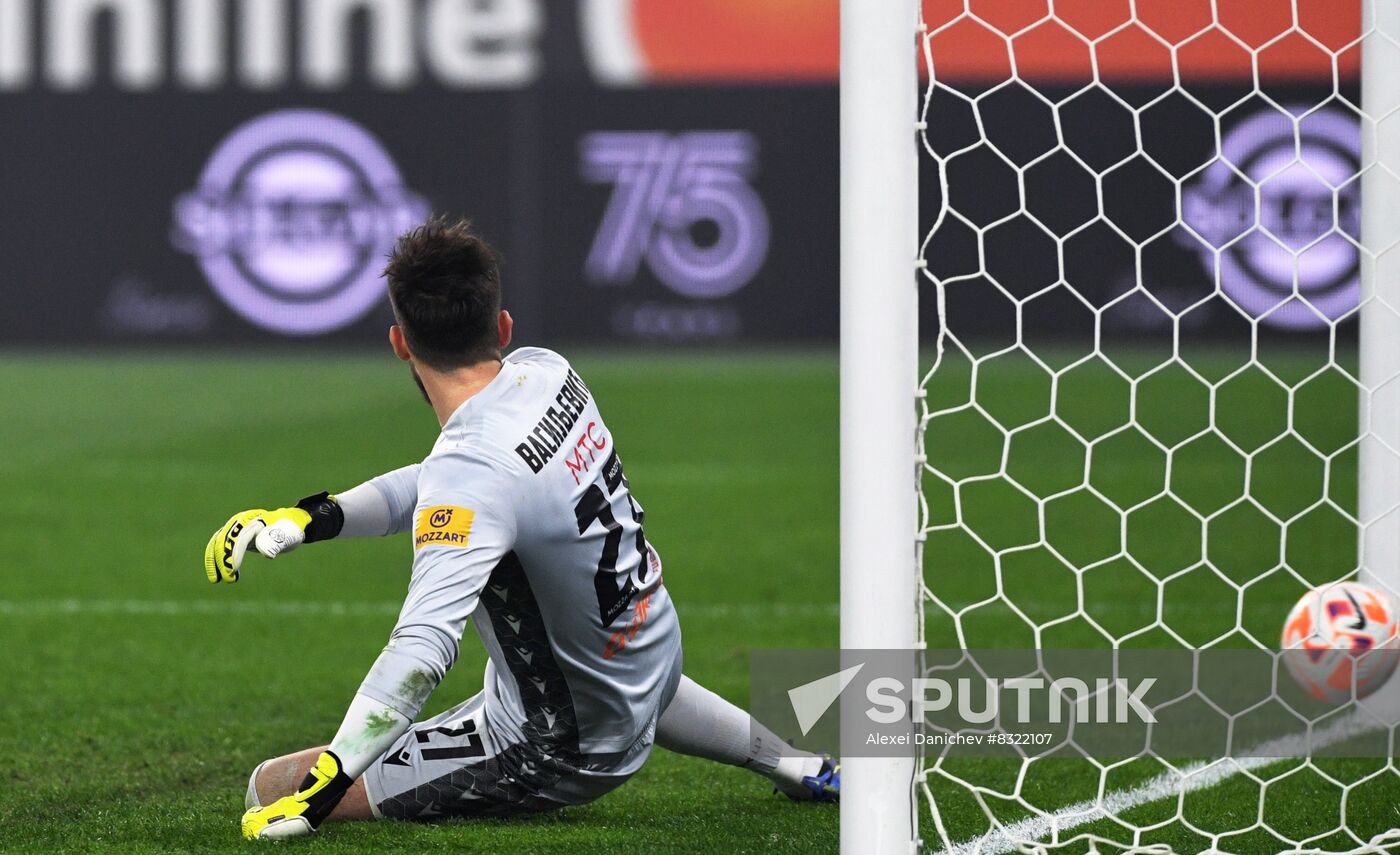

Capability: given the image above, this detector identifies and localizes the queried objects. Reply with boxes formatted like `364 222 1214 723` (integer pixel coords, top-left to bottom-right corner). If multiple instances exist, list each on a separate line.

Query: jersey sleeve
334 463 421 538
353 450 517 719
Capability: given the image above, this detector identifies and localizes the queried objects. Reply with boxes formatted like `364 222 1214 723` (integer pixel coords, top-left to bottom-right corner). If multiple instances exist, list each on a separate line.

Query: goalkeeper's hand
203 492 343 583
241 750 353 840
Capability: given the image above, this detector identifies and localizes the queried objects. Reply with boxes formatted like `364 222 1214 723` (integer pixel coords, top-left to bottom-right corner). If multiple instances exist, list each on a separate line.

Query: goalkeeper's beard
410 365 431 406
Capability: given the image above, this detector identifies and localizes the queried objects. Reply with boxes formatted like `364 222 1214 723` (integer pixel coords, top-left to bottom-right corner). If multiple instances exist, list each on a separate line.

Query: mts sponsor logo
564 423 609 486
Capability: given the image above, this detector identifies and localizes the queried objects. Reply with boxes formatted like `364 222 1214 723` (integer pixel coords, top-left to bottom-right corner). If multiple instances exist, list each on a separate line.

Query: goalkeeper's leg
249 677 841 814
657 674 838 801
249 690 649 823
246 747 374 821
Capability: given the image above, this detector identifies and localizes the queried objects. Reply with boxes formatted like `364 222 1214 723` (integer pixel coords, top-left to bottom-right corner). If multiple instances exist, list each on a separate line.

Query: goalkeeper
206 217 837 840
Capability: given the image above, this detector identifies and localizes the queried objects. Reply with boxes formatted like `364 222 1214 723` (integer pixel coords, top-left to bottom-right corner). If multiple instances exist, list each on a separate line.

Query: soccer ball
1281 581 1400 704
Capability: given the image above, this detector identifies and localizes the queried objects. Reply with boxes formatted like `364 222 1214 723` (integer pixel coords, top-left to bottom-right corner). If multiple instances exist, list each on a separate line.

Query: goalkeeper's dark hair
384 216 503 371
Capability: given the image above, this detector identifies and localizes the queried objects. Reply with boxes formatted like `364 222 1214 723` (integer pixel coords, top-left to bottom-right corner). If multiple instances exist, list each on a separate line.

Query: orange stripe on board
621 0 1358 83
632 0 838 82
923 0 1359 82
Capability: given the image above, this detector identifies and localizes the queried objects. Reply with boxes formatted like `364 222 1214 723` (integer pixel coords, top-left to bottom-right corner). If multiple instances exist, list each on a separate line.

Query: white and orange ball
1281 581 1400 704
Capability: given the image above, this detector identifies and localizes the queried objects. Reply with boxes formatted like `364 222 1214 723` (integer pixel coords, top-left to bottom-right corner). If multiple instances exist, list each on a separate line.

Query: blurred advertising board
0 0 1362 347
0 0 836 347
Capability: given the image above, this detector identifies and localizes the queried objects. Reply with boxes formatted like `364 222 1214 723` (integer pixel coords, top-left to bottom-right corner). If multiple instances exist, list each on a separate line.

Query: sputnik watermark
864 676 1156 725
751 649 1400 760
867 731 1057 748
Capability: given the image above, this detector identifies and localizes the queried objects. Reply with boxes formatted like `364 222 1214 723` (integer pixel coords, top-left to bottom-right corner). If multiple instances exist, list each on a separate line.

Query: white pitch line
0 598 838 620
929 710 1388 855
0 599 402 617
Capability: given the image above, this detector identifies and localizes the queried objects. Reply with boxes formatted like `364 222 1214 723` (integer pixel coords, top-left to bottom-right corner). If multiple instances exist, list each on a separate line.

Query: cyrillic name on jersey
514 370 592 474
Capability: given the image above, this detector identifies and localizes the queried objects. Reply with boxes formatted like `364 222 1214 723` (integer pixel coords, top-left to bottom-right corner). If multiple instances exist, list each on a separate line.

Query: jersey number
574 450 655 627
414 718 486 762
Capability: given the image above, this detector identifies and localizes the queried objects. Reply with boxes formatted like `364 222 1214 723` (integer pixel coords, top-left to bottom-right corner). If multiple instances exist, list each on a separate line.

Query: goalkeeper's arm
203 464 420 583
240 458 514 839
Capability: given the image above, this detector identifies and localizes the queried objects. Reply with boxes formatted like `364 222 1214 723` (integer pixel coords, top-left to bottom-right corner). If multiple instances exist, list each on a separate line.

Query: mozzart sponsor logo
582 131 770 300
1180 107 1361 330
413 505 474 550
172 109 429 335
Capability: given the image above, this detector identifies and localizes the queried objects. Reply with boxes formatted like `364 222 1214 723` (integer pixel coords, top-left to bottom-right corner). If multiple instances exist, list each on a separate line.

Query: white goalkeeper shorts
362 690 658 820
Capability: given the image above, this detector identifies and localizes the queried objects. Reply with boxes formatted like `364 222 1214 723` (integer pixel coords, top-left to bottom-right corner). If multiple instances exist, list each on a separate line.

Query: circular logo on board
173 109 429 335
1180 107 1360 330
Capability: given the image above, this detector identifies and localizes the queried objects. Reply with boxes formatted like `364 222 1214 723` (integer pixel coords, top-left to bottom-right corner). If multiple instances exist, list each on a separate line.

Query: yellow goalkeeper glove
241 750 353 840
203 492 343 583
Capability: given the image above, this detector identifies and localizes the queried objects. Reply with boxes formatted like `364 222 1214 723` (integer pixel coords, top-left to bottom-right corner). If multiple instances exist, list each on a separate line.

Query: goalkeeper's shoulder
505 345 567 368
417 440 522 501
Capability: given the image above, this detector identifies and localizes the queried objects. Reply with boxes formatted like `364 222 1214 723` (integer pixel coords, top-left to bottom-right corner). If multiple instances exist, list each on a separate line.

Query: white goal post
841 0 1400 853
840 1 921 853
1359 0 1400 599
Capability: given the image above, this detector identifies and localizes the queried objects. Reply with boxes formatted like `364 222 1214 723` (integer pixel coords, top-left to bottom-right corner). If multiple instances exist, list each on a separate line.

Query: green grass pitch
0 348 1396 853
0 352 838 854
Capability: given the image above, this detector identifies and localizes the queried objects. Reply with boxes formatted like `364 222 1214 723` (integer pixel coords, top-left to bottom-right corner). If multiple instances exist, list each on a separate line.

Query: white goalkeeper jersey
358 347 682 757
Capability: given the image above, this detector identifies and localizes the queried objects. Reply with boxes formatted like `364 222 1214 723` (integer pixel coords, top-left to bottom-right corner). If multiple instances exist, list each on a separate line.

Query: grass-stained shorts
363 690 658 820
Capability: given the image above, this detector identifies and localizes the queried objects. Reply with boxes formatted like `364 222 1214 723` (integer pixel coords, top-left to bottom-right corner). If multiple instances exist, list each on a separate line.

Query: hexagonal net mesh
914 1 1400 852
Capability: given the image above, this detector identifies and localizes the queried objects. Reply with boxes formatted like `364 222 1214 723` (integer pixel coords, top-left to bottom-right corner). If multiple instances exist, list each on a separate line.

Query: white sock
770 753 825 794
656 675 823 793
328 692 411 780
245 759 270 809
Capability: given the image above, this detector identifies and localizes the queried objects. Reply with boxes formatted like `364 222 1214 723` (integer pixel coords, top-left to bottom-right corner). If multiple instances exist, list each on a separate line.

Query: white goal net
911 0 1400 853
